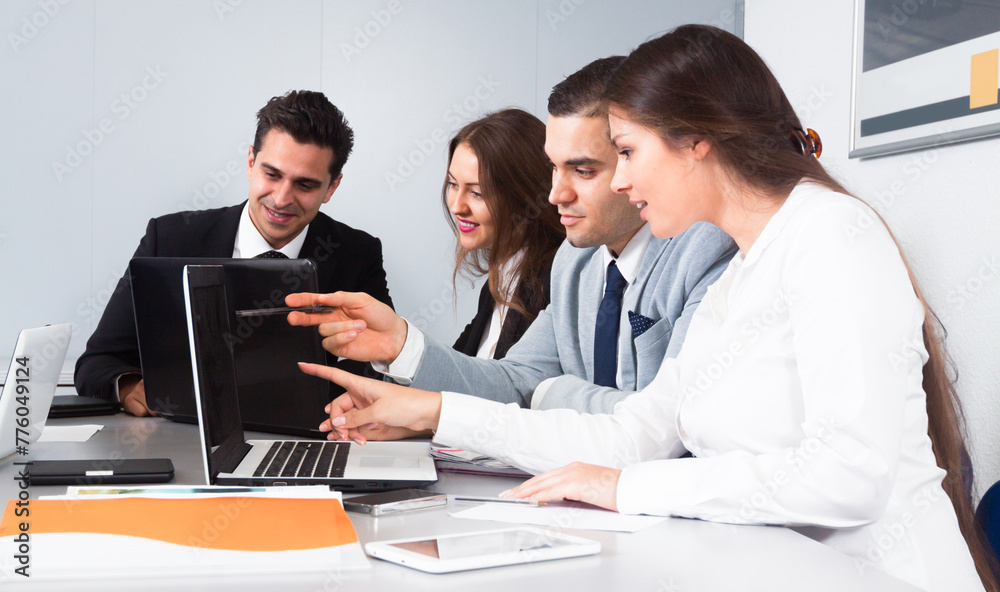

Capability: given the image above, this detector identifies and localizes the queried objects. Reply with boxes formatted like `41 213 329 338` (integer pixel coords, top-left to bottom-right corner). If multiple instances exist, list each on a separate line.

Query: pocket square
628 310 656 338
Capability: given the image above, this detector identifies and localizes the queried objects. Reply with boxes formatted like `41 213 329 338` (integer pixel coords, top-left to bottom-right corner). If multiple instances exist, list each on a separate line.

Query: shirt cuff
434 391 500 451
114 372 141 403
530 376 561 410
370 318 424 386
616 459 692 517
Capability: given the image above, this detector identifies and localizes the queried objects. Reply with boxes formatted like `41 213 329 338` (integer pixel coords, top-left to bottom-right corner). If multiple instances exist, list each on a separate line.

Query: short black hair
547 56 626 118
252 90 354 181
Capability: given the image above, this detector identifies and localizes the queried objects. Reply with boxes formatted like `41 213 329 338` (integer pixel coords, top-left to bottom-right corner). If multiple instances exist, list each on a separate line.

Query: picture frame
849 0 1000 158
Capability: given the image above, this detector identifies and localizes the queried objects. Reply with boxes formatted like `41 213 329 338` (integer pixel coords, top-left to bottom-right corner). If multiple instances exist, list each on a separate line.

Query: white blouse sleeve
617 201 926 528
433 356 690 474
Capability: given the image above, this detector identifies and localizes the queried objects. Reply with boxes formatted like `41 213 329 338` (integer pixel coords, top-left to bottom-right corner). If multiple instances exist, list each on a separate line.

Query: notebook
48 394 120 418
129 257 330 436
0 323 73 461
183 264 438 491
0 487 371 580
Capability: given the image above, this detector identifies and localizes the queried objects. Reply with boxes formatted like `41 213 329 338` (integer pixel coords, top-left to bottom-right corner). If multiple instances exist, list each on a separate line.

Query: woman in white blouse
298 26 995 592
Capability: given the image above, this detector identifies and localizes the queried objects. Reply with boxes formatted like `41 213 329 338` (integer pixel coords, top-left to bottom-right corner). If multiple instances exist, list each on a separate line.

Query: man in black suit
74 90 392 416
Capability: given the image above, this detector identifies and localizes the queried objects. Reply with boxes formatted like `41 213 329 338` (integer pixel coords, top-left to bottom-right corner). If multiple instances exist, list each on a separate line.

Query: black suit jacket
74 202 393 400
452 262 552 361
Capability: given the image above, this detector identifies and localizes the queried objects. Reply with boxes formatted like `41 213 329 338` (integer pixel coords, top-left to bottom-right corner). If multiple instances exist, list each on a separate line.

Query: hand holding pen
235 305 338 317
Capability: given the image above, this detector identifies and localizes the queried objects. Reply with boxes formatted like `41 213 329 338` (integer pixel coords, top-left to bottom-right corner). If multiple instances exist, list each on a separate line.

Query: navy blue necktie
255 250 288 259
594 261 627 388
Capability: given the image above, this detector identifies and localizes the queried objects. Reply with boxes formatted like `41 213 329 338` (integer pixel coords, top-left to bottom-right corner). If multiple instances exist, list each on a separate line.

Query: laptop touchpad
360 456 420 469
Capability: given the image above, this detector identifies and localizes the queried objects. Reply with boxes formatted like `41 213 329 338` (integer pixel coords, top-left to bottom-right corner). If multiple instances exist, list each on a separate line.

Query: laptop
183 264 438 491
0 324 73 461
129 257 330 436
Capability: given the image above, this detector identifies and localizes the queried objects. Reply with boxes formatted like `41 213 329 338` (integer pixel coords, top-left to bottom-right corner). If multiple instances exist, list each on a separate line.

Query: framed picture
850 0 1000 158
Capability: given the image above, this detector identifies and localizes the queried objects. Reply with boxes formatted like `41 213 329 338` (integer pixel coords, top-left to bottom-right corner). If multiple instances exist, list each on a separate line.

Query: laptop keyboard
252 441 349 479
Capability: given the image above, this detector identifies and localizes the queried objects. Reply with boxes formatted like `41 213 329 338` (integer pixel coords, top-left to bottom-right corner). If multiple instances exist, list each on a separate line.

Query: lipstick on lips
456 217 480 233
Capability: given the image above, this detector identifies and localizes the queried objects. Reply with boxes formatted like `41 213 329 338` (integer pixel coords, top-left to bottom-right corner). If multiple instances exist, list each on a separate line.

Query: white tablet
365 527 600 573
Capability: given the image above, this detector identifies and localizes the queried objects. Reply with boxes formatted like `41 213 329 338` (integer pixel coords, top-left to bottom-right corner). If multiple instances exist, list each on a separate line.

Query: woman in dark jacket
443 109 564 360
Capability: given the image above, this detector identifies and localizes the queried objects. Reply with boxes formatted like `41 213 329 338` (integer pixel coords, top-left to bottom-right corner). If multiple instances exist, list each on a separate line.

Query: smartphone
27 458 175 485
342 488 447 516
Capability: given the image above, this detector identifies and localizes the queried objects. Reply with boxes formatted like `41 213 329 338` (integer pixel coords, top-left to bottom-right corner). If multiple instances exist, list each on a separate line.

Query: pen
234 305 338 318
451 496 543 506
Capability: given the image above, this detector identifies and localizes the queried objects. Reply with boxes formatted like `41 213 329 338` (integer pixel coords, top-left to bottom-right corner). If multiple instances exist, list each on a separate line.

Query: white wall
744 0 1000 497
0 1 741 375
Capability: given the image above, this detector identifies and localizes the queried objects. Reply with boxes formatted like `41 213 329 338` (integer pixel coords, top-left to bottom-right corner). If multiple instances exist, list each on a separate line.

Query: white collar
232 202 309 259
740 181 825 267
601 224 653 285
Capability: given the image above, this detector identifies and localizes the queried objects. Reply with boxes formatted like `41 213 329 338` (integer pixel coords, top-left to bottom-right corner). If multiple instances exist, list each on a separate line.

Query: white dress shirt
433 184 984 592
231 202 308 259
377 226 653 383
473 250 526 360
474 304 505 360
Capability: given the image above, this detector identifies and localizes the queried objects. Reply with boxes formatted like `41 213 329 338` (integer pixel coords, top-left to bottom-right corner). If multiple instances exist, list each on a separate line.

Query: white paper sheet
37 424 102 442
450 501 667 533
54 484 340 500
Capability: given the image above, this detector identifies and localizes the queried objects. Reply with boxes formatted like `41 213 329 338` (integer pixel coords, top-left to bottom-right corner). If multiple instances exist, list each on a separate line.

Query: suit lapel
201 202 245 257
495 306 527 360
624 236 669 312
579 249 604 381
299 213 342 291
618 237 668 390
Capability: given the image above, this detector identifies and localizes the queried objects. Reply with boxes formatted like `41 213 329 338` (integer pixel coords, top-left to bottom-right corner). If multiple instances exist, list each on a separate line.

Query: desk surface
0 409 921 592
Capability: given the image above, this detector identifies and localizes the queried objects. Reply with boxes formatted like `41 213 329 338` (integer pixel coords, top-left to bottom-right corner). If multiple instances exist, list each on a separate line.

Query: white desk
0 411 922 591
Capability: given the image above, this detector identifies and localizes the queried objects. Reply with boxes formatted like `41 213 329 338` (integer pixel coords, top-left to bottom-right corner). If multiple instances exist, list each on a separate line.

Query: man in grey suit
291 57 735 425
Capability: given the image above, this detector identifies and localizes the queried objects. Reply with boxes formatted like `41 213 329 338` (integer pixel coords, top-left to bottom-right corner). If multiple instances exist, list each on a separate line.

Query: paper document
37 424 102 442
58 484 336 499
0 487 369 581
431 444 531 478
451 501 667 533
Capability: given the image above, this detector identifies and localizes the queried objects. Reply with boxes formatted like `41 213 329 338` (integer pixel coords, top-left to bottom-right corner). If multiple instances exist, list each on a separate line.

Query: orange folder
0 496 358 552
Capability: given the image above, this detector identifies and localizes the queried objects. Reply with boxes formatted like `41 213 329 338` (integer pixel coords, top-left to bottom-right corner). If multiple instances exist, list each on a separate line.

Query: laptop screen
130 256 329 436
0 323 73 460
184 265 251 479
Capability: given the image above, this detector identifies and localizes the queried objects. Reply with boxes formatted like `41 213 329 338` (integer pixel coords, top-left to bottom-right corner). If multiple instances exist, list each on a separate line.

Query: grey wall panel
1 0 96 364
0 0 742 378
322 0 538 342
90 0 324 337
535 0 743 114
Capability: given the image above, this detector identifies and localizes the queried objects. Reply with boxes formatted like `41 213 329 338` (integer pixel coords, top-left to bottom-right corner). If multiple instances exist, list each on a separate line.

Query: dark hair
442 109 564 320
253 90 354 181
606 24 998 590
548 56 626 118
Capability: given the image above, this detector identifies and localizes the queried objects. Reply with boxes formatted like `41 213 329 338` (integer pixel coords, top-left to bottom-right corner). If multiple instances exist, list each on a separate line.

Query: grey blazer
408 222 737 413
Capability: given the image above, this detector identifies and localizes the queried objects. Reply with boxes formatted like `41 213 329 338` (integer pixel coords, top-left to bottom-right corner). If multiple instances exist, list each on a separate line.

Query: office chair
978 480 1000 559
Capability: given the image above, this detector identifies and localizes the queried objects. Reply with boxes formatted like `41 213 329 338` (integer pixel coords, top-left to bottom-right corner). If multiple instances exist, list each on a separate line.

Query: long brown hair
606 24 997 589
442 109 564 320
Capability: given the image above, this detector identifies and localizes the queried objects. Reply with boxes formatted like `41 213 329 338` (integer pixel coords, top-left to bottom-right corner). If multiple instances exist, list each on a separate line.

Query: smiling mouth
630 200 647 210
457 218 480 232
265 206 295 223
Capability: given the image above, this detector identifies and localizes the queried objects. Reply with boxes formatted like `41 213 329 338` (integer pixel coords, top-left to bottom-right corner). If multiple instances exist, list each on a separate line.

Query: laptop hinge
214 437 253 476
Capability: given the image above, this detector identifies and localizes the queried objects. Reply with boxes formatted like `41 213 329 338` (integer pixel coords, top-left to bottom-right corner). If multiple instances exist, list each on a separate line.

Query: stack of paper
0 486 369 582
451 500 668 533
431 445 531 478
